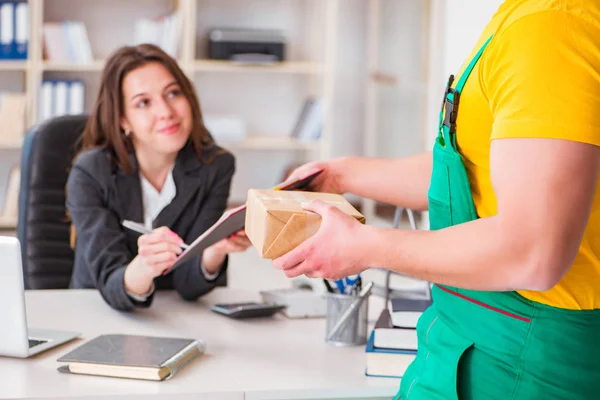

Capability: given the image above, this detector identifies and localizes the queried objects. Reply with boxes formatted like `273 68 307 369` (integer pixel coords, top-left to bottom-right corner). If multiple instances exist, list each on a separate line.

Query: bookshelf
191 60 324 75
361 0 431 225
0 61 28 71
0 0 340 228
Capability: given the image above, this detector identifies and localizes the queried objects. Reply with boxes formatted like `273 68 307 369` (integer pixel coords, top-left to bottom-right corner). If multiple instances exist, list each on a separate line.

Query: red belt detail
437 285 531 323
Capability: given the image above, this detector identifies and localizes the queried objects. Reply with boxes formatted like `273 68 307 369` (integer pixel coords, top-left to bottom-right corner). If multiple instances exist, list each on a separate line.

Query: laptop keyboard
28 338 47 348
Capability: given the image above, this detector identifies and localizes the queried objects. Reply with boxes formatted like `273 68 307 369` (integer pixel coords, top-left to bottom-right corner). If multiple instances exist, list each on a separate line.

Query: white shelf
0 60 27 71
0 217 17 230
219 136 319 151
42 59 194 72
192 60 324 75
42 60 105 72
0 143 23 150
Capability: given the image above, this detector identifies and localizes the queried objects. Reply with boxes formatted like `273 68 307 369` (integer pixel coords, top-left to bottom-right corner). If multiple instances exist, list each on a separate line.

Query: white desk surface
0 289 399 400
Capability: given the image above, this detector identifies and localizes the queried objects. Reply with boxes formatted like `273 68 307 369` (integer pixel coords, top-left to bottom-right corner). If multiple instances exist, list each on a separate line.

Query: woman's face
120 62 192 159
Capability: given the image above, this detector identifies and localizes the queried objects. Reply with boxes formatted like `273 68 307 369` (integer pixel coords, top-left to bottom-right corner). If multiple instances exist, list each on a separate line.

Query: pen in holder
325 282 373 346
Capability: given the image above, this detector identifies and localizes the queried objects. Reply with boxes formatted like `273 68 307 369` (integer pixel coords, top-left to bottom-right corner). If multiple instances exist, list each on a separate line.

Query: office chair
17 115 88 289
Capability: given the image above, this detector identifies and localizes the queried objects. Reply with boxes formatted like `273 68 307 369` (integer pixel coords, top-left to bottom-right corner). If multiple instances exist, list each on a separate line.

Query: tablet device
211 302 286 319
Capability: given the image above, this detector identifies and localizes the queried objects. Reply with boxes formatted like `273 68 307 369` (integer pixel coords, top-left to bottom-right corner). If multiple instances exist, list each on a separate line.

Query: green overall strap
439 35 493 149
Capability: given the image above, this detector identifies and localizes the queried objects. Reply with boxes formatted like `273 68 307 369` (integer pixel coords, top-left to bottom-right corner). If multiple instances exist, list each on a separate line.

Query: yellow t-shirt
455 0 600 310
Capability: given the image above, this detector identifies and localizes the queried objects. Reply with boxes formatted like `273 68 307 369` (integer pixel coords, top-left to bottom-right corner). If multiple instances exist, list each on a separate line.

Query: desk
0 289 399 400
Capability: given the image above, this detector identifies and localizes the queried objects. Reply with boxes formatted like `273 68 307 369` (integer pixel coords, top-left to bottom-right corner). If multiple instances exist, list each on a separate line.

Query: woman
274 1 600 398
67 44 251 311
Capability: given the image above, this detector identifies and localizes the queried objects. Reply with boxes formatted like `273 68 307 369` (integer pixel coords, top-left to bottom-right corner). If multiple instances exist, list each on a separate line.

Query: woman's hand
124 226 185 296
202 229 252 274
286 158 348 194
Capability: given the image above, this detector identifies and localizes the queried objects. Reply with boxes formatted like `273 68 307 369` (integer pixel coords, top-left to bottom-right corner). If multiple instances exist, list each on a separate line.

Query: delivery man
273 1 600 398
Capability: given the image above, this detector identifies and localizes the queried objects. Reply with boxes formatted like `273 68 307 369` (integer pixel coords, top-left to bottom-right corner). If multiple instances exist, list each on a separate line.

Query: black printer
208 28 286 62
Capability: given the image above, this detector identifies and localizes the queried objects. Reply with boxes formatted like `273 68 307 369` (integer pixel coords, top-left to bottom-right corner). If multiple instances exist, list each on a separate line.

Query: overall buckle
443 87 460 134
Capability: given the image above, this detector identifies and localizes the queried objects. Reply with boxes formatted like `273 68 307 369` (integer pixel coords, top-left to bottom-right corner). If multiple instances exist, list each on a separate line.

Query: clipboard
167 168 324 272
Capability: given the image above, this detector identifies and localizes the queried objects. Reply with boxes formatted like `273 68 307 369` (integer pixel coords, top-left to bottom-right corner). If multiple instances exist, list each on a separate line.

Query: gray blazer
66 142 234 311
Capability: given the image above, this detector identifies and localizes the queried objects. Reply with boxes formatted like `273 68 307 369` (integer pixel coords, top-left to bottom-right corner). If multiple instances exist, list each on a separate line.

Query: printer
208 28 286 62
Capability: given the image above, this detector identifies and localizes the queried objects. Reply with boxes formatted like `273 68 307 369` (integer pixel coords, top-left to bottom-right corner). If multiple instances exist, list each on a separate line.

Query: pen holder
325 292 369 347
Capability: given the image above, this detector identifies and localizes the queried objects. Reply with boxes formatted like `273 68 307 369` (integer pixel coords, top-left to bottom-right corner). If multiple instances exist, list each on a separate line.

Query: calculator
210 302 287 319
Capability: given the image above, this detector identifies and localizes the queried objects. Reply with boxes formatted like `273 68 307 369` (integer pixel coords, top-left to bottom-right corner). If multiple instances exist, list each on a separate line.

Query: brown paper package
245 189 365 259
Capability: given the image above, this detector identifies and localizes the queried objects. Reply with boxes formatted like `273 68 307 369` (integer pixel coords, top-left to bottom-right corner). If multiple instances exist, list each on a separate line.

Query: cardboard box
245 189 365 259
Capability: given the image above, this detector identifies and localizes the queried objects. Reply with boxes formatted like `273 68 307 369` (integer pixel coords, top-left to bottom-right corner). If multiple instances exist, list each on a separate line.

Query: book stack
38 80 85 122
365 297 432 378
0 1 28 60
43 21 93 64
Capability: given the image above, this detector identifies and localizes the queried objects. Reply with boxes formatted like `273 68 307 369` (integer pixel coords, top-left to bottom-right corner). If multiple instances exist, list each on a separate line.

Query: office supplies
323 279 335 294
121 220 190 250
326 282 374 342
0 236 80 358
14 2 28 59
365 331 416 378
211 302 286 319
389 297 432 329
208 28 286 62
0 2 13 59
372 308 418 351
245 189 365 259
334 279 346 295
345 274 361 293
57 334 204 381
170 169 324 271
334 274 361 295
260 288 326 318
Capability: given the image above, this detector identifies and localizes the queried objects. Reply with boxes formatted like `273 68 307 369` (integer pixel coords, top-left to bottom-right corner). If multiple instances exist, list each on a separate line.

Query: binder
54 81 68 117
14 2 27 59
70 22 94 64
68 80 85 115
43 22 69 62
0 2 14 59
39 81 54 122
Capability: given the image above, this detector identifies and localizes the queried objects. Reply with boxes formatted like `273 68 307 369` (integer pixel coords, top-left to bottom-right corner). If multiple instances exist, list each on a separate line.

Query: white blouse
126 167 218 302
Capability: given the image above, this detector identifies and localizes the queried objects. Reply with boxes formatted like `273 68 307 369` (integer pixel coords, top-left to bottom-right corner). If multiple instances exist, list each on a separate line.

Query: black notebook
169 168 323 271
57 334 205 381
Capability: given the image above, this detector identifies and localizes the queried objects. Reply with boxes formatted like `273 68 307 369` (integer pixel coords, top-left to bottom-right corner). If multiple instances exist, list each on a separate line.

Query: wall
425 0 504 149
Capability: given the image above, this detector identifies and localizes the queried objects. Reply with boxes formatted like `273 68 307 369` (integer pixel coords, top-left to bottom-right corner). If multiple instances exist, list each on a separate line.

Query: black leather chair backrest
17 115 88 289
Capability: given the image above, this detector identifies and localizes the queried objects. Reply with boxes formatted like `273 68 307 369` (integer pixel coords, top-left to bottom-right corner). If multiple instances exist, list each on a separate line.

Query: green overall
394 38 600 399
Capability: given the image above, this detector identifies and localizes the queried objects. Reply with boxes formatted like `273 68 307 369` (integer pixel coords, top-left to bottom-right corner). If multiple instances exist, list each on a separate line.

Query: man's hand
272 200 370 279
286 159 348 194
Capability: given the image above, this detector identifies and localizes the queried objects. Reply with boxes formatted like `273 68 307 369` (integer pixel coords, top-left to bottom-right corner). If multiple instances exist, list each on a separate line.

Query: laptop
0 236 80 358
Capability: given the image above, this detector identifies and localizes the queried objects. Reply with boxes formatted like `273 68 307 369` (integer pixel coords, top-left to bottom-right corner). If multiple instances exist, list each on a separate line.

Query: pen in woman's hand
121 220 190 250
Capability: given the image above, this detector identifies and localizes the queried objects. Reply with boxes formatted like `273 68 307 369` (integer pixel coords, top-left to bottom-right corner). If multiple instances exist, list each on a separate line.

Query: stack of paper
133 10 182 58
43 21 93 64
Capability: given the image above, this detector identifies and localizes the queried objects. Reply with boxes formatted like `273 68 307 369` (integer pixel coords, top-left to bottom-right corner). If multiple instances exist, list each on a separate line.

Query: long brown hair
78 44 215 174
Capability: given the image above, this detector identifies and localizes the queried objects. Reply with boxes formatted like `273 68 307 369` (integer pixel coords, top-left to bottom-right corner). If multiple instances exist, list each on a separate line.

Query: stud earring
125 129 130 137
